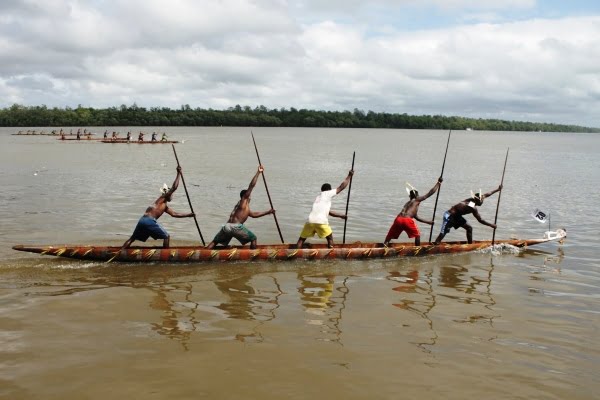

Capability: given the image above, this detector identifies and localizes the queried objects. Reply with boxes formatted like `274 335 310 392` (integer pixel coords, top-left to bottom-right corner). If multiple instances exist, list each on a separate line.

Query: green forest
1 104 598 133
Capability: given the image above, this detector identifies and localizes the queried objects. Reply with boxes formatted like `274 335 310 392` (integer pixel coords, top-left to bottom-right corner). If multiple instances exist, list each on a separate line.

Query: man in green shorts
207 165 275 249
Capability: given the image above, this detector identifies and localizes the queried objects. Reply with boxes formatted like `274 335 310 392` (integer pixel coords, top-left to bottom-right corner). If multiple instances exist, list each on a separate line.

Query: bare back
227 198 251 224
144 196 170 219
449 199 478 217
399 199 421 218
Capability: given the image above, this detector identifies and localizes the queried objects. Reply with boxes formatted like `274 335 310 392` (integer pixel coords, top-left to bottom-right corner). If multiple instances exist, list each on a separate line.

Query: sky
1 0 599 127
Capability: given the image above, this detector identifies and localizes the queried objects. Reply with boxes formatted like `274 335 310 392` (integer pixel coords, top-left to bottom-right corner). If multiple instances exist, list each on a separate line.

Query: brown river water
0 127 599 399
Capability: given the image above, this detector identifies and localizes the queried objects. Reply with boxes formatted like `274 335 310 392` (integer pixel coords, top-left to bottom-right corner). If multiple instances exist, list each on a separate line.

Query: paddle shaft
343 152 356 244
171 144 206 246
251 132 285 243
428 130 452 243
491 148 509 245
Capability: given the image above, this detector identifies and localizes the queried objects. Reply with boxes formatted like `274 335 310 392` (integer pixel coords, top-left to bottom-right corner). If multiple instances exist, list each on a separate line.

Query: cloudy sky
1 0 599 126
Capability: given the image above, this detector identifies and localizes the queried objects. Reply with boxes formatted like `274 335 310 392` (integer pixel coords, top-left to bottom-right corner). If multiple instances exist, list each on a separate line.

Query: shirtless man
121 166 194 249
384 177 442 246
434 185 502 244
296 169 354 249
207 166 274 249
138 132 144 142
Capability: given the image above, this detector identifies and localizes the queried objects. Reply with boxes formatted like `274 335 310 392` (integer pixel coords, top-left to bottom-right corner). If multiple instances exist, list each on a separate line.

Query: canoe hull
12 234 565 263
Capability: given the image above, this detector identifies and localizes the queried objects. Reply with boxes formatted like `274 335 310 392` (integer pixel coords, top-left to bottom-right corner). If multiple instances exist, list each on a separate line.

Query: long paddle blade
492 148 509 246
172 144 206 246
428 130 452 243
343 151 356 244
251 132 285 243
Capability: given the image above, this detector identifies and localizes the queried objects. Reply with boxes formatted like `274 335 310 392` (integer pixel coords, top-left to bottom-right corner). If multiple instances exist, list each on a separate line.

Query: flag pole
491 148 509 246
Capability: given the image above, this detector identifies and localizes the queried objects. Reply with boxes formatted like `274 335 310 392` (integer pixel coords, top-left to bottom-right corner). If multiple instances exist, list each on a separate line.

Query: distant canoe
12 133 96 136
100 140 179 144
57 137 103 141
12 231 566 263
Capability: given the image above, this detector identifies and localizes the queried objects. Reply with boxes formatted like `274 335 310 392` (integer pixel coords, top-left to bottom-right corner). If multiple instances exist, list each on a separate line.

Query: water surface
0 127 598 399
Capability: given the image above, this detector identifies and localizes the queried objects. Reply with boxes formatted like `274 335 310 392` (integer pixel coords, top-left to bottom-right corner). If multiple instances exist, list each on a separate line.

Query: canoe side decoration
12 230 566 263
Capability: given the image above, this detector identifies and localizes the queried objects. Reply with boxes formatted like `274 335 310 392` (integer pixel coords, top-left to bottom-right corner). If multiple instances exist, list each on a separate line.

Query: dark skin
384 177 442 246
207 165 275 250
296 169 354 249
121 166 194 249
434 185 502 245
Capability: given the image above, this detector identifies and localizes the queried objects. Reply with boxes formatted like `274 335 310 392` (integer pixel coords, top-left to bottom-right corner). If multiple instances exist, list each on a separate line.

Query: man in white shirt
296 169 354 248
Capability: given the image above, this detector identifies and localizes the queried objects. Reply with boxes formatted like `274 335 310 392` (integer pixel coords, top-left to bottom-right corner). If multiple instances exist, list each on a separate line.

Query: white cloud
0 0 598 126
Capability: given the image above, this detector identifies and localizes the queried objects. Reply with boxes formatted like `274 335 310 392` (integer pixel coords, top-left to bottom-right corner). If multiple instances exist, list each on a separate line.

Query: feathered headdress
406 182 417 196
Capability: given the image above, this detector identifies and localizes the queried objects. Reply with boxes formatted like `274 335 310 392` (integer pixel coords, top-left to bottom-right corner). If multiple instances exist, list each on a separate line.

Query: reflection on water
388 267 439 351
148 282 199 351
297 273 349 345
213 272 283 343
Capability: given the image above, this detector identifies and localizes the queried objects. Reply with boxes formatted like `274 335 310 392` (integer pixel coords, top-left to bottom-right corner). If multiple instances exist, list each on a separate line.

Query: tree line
1 104 598 133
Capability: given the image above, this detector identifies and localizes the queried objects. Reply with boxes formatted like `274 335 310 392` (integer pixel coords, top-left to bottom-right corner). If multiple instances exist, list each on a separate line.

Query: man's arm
414 215 433 225
416 177 443 201
249 208 275 218
166 166 182 196
472 208 496 228
165 207 194 218
336 170 354 194
328 210 347 219
243 165 264 199
482 184 503 200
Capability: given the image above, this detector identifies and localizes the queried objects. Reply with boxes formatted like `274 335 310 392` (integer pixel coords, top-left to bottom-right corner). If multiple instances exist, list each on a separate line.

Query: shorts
299 223 333 239
440 211 467 234
131 215 169 242
212 223 257 245
385 216 420 240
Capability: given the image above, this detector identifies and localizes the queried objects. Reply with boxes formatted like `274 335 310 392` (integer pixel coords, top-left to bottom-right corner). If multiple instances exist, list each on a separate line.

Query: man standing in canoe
295 169 354 249
206 165 275 250
433 185 502 245
383 177 443 246
121 166 195 249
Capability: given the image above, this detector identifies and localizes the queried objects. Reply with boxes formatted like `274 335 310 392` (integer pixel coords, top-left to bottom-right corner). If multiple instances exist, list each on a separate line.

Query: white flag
531 209 548 223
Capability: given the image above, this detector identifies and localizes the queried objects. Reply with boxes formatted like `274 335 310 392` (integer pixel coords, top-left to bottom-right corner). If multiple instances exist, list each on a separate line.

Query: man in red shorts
383 177 442 246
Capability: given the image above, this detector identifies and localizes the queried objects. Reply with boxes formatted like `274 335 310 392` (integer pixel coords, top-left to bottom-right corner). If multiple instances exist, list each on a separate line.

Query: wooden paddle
172 144 206 246
491 148 509 246
428 130 452 243
251 132 285 243
343 151 356 244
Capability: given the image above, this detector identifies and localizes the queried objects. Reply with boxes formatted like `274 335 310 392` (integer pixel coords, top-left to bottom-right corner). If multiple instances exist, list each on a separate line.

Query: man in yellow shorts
296 169 354 248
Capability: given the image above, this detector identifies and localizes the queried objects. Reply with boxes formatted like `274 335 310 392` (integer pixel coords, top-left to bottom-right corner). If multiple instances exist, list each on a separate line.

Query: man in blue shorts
207 165 274 249
433 185 502 244
121 166 195 248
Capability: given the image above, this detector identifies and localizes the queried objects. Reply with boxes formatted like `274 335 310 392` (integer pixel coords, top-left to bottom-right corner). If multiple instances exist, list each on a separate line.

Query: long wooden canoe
12 231 566 263
100 140 179 144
